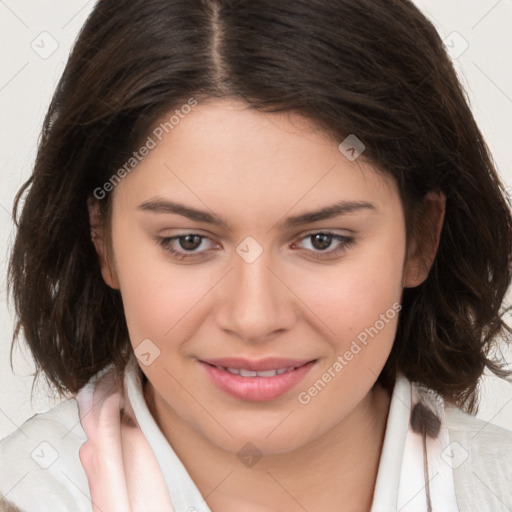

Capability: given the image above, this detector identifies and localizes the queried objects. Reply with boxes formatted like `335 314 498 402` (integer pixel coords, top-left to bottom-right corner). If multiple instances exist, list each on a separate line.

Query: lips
199 357 316 401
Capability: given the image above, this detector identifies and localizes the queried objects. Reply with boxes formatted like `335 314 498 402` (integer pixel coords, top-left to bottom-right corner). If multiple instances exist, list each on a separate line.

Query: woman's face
97 98 421 455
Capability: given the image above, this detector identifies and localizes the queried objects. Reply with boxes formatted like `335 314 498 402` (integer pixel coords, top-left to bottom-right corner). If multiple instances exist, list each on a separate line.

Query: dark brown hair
8 0 512 412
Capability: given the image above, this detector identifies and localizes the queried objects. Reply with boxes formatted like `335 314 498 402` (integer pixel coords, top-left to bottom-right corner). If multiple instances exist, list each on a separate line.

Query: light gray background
1 0 511 440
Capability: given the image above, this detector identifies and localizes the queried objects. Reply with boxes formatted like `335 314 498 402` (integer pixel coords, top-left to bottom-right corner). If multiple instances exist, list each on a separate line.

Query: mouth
212 366 299 377
198 357 317 402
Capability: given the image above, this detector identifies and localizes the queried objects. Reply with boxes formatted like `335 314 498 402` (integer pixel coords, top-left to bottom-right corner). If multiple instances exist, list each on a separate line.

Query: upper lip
200 357 315 371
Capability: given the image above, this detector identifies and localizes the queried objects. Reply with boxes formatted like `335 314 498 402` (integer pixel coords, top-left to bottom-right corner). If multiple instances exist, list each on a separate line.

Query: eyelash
155 231 355 261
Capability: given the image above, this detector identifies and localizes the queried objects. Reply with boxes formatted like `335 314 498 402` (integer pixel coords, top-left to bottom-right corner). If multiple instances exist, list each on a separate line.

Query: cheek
110 223 212 349
293 233 405 418
300 231 405 342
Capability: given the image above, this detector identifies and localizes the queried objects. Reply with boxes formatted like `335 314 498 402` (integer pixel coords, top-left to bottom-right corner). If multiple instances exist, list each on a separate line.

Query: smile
215 366 298 377
199 358 317 401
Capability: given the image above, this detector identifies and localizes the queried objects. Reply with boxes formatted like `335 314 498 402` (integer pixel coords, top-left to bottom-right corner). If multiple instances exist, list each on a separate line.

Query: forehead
112 99 401 227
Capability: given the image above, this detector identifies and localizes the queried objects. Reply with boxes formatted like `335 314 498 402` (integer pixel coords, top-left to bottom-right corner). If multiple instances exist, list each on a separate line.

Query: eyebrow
137 198 376 230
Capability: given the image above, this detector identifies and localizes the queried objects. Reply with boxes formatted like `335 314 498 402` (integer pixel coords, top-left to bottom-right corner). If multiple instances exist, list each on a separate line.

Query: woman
1 0 511 510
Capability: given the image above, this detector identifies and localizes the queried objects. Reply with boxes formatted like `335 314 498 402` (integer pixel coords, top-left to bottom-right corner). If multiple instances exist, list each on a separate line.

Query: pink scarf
76 364 175 512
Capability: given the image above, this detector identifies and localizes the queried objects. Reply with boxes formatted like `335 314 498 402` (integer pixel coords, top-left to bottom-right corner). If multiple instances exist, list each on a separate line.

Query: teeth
220 366 295 377
256 370 279 377
239 369 258 377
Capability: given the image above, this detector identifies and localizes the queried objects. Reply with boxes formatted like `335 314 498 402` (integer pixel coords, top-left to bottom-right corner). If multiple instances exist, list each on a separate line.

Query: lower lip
199 361 316 402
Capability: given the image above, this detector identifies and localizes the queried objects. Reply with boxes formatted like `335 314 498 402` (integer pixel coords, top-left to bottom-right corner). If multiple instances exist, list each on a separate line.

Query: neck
145 383 390 512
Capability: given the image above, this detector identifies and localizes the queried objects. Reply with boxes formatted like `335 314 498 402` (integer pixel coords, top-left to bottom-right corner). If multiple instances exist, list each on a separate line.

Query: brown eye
155 233 216 261
178 234 203 251
292 231 355 260
310 233 334 251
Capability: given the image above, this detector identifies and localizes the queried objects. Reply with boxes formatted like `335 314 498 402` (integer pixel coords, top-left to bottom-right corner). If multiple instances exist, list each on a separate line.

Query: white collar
371 373 459 512
125 360 459 512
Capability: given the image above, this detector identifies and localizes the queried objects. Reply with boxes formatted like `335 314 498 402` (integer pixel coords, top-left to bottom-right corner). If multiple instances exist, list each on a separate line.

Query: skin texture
90 99 445 511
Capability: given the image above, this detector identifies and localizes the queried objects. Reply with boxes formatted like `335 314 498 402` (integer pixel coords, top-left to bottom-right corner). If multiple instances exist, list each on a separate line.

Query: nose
215 250 299 343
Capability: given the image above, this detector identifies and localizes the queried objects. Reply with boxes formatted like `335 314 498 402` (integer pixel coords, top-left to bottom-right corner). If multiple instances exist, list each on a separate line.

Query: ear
88 198 120 289
403 190 446 288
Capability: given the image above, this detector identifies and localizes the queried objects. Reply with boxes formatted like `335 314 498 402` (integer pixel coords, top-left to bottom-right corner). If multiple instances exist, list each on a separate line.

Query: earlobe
87 198 120 290
403 190 446 288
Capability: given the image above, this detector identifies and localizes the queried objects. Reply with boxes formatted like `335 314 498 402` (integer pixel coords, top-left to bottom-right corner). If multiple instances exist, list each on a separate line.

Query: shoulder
444 404 512 509
0 398 92 512
445 403 512 454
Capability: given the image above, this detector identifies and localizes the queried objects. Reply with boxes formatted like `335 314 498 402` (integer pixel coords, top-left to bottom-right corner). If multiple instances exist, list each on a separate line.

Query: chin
201 415 319 457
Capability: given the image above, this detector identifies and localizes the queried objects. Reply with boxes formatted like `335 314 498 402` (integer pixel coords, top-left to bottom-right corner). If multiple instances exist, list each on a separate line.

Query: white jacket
1 361 511 512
